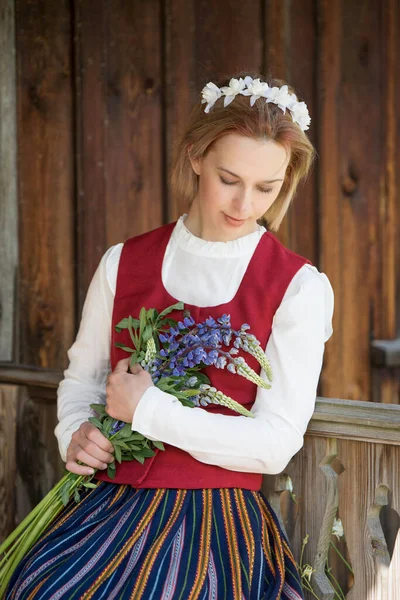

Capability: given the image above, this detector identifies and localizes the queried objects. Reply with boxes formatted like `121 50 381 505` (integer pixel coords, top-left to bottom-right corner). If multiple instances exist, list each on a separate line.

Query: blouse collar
171 213 267 258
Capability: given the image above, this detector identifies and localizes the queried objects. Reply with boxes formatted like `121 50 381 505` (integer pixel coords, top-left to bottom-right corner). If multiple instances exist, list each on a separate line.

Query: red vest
94 221 311 490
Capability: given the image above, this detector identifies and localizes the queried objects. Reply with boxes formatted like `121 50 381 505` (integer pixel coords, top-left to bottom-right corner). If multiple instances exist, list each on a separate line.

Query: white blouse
55 214 334 475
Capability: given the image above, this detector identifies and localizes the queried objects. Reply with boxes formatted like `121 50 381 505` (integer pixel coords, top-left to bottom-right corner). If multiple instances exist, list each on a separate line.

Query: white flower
201 82 222 113
264 84 293 113
290 100 311 130
220 77 247 107
332 517 344 541
200 76 311 130
285 476 293 493
241 78 270 106
302 564 314 582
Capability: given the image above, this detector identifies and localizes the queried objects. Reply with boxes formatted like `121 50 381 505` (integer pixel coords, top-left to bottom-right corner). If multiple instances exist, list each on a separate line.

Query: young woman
5 73 334 599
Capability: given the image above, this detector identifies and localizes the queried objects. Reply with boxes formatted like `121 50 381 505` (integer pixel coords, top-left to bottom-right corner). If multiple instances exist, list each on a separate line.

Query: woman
5 73 334 599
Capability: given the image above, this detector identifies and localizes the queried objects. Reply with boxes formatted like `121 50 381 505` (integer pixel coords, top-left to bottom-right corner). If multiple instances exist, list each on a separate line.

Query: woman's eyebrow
216 166 283 183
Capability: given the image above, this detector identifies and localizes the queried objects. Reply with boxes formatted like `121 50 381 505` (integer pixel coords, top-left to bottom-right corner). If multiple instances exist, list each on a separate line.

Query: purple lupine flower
110 420 126 436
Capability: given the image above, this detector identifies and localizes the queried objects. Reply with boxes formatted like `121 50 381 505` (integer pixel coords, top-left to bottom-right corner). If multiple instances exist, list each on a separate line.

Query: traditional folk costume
5 214 334 599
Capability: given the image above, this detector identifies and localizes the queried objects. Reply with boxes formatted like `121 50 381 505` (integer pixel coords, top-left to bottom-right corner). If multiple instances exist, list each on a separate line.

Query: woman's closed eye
219 176 273 194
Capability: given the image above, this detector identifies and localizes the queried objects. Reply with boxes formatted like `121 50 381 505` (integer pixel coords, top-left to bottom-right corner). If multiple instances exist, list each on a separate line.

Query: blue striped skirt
4 482 304 599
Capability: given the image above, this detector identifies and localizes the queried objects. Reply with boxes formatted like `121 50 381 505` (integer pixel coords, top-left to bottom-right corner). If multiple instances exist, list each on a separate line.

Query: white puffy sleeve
131 263 334 475
54 243 123 462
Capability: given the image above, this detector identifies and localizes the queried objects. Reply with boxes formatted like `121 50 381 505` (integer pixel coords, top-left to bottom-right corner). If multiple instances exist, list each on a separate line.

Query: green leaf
152 440 165 451
60 480 72 507
176 397 196 408
74 489 81 503
132 454 145 464
142 324 153 343
127 315 140 350
115 317 140 332
114 445 122 463
135 447 156 458
102 417 115 435
114 440 131 450
114 342 136 353
88 416 103 429
139 307 147 343
90 403 107 415
114 423 135 440
158 317 179 329
146 308 156 322
107 462 117 478
157 301 184 320
82 482 98 489
115 318 129 332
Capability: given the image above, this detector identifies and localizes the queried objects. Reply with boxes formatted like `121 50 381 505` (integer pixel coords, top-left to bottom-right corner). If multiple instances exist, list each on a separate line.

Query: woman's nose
232 189 252 213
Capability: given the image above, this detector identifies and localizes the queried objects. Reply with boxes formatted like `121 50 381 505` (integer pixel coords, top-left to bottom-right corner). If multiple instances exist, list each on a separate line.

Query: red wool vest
94 221 311 490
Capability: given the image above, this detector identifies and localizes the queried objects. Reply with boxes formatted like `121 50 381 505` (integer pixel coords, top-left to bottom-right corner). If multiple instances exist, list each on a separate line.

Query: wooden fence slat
0 0 18 361
15 0 75 368
0 385 17 541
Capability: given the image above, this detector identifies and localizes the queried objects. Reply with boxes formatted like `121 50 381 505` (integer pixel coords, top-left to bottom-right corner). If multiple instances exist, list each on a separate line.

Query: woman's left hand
105 358 154 423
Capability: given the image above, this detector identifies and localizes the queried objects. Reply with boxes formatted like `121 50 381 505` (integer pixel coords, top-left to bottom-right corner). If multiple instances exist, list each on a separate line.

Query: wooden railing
1 365 400 599
263 398 400 600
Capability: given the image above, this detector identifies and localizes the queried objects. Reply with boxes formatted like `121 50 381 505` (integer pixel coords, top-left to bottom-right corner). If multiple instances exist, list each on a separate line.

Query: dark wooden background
1 0 399 539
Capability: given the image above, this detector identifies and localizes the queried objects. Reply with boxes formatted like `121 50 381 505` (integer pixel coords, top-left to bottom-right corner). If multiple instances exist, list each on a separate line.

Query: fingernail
102 463 108 469
87 469 94 474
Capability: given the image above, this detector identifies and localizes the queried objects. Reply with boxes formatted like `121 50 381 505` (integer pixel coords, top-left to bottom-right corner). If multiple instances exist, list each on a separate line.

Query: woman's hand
66 421 115 475
105 358 154 423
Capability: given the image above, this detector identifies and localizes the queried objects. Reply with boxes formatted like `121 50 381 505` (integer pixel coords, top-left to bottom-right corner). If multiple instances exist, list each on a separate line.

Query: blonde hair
170 71 316 231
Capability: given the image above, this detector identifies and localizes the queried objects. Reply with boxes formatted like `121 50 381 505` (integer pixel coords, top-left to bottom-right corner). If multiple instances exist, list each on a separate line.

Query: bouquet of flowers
0 301 273 594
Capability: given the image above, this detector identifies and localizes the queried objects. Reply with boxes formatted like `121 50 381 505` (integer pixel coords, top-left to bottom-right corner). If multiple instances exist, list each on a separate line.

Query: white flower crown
201 76 311 131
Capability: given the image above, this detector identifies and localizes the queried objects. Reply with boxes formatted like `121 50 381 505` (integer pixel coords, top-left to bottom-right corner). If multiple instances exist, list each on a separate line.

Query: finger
65 461 97 476
129 363 143 375
113 358 130 374
85 426 115 454
74 448 111 471
82 440 115 464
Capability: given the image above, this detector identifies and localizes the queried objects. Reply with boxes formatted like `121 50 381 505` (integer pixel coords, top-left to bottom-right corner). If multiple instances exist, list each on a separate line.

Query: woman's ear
188 146 201 176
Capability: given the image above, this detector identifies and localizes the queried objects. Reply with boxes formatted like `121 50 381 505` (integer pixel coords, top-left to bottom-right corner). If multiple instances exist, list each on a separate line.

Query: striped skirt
4 482 305 599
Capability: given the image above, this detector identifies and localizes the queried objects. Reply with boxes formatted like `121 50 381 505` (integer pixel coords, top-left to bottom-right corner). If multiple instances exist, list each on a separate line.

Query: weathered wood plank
165 0 263 221
263 0 319 268
338 440 400 600
15 0 75 368
0 0 18 361
309 397 400 445
371 0 400 404
0 385 18 542
74 0 164 312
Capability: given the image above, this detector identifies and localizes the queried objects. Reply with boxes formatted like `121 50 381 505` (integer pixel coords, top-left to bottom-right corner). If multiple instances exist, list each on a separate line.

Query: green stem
301 580 322 600
0 473 69 557
0 499 62 596
324 564 346 600
329 539 354 574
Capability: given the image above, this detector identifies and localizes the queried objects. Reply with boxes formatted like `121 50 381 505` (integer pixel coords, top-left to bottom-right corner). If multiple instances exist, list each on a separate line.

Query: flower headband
201 76 311 131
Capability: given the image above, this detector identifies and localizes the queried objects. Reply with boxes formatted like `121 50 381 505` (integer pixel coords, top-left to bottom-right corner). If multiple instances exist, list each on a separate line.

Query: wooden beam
371 338 400 368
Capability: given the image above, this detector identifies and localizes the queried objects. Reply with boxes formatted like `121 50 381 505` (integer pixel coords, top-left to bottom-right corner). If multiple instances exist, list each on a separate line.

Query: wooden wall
0 0 399 530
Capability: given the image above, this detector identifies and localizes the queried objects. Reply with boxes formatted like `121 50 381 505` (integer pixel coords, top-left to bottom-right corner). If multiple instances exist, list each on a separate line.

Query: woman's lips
223 213 247 226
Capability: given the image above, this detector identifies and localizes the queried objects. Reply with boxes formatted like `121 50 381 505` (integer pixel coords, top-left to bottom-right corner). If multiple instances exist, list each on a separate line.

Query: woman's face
187 133 290 241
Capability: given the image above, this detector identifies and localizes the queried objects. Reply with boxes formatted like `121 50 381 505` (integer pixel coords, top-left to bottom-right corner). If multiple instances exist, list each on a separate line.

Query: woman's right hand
65 421 115 475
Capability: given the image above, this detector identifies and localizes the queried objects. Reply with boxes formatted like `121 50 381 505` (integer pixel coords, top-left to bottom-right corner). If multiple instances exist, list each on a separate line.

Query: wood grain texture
74 0 164 313
0 385 17 542
370 0 400 405
15 0 75 368
164 0 263 221
263 0 319 268
263 433 400 599
0 0 18 361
